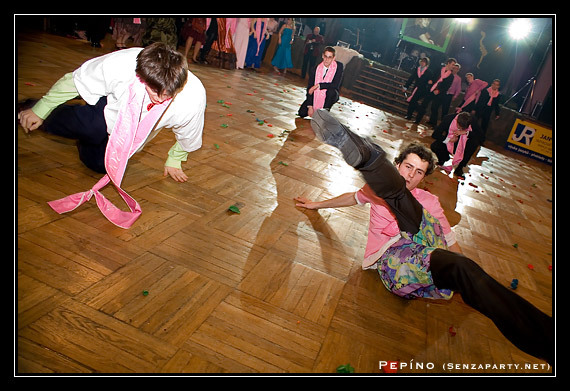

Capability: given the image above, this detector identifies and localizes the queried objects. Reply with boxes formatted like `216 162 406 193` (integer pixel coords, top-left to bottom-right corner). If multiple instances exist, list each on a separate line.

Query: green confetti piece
142 290 149 296
246 109 255 113
513 243 518 248
336 363 355 373
278 161 288 166
221 124 228 128
228 205 241 214
217 99 224 103
214 143 220 149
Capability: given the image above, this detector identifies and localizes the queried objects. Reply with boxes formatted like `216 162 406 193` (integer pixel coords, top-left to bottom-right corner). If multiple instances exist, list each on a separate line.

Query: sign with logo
505 118 552 165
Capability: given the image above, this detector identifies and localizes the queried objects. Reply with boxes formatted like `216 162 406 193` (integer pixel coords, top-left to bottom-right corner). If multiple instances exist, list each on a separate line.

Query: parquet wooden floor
16 29 554 375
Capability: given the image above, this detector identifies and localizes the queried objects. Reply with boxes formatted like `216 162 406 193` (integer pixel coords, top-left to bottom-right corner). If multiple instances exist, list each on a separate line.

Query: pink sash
456 79 488 112
47 78 171 228
253 18 268 55
442 115 471 172
486 87 499 106
430 67 451 92
406 65 428 102
313 60 337 110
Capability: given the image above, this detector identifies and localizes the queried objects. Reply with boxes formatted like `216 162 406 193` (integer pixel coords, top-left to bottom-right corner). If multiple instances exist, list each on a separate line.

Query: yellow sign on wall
505 118 552 165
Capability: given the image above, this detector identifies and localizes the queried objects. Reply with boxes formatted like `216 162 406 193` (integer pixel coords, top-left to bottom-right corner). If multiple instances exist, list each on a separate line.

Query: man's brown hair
136 42 188 98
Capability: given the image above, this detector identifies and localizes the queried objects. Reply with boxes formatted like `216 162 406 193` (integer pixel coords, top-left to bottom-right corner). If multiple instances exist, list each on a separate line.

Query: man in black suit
416 57 457 126
298 46 344 118
402 56 433 122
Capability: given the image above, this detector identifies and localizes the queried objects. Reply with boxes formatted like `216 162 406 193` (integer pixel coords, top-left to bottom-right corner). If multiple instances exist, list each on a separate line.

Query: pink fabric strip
456 79 488 112
430 67 451 92
486 86 499 105
406 66 427 102
254 18 268 55
312 60 337 110
48 78 170 228
441 115 471 172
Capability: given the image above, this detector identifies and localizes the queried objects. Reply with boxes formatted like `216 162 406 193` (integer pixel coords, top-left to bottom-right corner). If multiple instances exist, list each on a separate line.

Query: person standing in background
441 62 462 118
271 18 295 75
301 26 324 79
180 18 207 63
232 18 250 69
403 56 432 122
244 18 268 70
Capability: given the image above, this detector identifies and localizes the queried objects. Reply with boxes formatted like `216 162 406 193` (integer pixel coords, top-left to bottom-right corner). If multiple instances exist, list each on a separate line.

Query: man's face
145 85 171 105
465 74 474 84
490 80 500 91
322 51 335 67
445 61 457 71
396 153 429 191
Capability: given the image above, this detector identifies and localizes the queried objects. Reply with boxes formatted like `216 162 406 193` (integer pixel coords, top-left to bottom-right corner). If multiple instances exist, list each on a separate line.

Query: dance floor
16 30 554 374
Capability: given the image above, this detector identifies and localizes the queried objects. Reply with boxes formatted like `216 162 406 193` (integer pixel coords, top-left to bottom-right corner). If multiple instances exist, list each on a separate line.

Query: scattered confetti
336 363 355 373
142 290 149 296
382 361 399 373
449 326 456 337
228 205 241 214
527 264 535 270
214 143 220 149
220 124 228 128
510 279 518 290
512 243 518 248
278 161 288 166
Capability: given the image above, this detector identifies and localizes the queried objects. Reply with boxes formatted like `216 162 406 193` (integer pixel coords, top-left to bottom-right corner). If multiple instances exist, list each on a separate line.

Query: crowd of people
18 17 552 367
402 56 503 177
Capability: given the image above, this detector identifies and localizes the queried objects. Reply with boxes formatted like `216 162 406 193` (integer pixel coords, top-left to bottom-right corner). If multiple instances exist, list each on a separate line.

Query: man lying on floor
295 109 553 365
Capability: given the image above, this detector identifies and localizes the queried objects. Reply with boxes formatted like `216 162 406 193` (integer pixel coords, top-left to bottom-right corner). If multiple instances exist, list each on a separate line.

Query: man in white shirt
18 42 206 183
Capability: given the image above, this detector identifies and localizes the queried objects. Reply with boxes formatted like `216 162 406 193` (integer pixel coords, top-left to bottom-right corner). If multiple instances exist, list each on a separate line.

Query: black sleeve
436 74 454 94
405 69 417 89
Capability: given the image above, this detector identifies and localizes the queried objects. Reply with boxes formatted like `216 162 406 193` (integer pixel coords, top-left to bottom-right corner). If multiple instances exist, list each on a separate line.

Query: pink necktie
48 79 170 228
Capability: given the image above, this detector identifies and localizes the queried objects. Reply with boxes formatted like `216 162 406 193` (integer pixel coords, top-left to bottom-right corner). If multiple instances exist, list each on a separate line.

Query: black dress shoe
453 167 465 179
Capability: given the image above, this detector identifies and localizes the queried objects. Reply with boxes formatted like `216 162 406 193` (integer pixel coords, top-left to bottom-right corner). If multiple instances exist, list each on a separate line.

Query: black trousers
415 92 435 123
358 142 554 364
298 89 340 118
43 97 109 173
405 89 428 120
430 249 554 364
